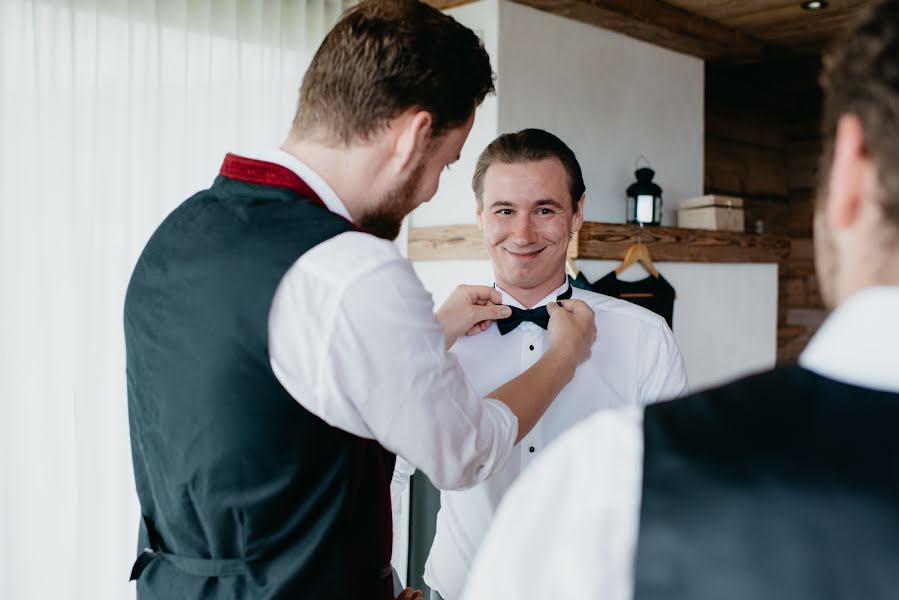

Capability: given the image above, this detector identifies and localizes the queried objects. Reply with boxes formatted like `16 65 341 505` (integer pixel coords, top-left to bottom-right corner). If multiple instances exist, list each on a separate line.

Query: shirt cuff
470 397 519 485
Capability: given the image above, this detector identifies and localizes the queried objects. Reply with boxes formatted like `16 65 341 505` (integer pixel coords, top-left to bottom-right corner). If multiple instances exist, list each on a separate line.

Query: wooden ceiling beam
512 0 766 62
427 0 767 63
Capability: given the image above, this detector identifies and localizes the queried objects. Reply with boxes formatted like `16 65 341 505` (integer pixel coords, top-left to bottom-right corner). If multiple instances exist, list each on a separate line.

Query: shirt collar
249 149 353 223
799 286 899 393
496 279 570 310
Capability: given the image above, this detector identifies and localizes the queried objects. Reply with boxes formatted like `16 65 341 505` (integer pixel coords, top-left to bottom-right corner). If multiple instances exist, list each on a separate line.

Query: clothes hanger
615 222 660 278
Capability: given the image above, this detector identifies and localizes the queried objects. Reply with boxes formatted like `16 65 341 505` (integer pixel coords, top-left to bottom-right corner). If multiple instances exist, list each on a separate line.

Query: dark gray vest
635 366 899 600
125 154 395 599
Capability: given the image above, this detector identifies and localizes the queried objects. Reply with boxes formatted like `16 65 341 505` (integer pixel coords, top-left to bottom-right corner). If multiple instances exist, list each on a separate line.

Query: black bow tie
496 285 573 335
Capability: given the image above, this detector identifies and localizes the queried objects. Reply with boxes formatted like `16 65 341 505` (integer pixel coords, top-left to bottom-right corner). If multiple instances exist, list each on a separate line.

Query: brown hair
291 0 495 145
819 0 899 231
471 129 585 211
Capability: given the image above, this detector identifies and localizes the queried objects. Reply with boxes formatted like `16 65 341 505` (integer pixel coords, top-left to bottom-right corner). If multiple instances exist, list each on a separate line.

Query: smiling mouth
505 248 545 259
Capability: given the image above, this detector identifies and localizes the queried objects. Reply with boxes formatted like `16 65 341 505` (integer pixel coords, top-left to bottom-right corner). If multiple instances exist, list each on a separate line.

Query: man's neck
281 138 386 225
497 273 569 309
833 252 899 307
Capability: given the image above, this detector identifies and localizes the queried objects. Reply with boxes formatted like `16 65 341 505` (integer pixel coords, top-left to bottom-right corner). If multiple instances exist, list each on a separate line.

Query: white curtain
0 1 348 598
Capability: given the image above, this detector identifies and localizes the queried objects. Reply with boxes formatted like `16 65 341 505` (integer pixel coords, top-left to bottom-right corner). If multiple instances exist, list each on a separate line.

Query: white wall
410 0 501 228
410 0 705 230
497 0 704 226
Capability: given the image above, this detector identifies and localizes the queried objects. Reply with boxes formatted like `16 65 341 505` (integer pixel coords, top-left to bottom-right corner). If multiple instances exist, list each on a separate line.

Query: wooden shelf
407 222 790 263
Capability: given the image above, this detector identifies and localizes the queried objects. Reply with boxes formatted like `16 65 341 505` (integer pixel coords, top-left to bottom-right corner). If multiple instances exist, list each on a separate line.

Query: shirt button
529 345 534 351
529 446 535 453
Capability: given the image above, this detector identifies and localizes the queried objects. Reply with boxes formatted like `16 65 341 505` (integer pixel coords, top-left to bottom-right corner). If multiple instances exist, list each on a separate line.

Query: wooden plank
742 198 791 235
787 139 822 191
408 222 790 263
791 237 815 260
706 109 786 149
407 224 487 260
576 222 790 263
429 0 864 61
780 257 815 278
705 136 789 198
507 0 765 62
666 0 865 51
788 197 814 238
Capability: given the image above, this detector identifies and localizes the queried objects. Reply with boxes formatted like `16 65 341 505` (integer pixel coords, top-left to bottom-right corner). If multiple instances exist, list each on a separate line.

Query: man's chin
498 273 549 291
360 217 403 241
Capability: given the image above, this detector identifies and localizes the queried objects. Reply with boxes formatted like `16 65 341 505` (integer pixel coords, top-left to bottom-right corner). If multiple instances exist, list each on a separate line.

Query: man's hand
546 299 597 365
396 587 424 600
436 285 512 349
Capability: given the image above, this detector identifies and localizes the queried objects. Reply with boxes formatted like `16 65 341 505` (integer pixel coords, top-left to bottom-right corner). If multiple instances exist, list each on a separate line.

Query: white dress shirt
461 285 899 600
394 281 689 599
262 149 518 490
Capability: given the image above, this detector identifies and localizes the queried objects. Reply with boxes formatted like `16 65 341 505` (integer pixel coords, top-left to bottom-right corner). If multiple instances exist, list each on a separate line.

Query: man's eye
496 209 513 215
538 208 553 215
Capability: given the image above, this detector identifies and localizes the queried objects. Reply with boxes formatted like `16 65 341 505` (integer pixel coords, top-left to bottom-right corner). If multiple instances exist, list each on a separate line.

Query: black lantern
626 163 663 226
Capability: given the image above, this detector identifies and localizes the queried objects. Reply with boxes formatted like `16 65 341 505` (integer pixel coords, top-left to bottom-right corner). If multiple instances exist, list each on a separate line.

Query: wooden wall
705 58 827 362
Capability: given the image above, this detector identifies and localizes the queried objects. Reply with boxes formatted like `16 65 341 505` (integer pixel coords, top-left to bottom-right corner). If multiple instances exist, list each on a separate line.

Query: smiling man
393 129 689 600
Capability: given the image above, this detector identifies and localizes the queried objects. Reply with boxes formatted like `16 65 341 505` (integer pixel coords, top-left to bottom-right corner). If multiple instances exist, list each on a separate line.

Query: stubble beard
359 161 425 241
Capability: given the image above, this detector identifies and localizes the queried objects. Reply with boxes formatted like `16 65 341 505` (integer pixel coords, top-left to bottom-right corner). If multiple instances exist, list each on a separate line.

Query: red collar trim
219 153 324 207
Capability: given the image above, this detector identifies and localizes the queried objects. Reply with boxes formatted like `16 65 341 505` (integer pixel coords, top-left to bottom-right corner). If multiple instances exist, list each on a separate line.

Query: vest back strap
130 515 250 581
129 548 249 580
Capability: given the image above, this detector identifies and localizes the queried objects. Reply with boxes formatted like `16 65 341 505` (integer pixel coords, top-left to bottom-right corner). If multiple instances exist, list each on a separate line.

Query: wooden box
677 195 745 232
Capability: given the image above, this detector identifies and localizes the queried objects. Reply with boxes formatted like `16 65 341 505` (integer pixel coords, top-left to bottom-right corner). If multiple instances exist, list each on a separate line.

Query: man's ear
476 204 484 230
571 194 586 233
393 110 433 173
826 114 867 230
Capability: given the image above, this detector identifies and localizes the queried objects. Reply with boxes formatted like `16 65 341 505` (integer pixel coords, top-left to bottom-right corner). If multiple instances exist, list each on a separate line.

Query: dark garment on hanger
634 366 899 600
592 271 676 329
569 272 593 291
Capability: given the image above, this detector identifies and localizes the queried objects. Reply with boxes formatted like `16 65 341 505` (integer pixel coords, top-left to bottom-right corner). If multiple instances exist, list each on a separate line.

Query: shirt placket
518 322 545 470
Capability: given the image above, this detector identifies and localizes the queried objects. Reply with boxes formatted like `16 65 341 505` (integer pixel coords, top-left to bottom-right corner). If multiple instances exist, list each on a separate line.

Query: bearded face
358 115 472 240
359 160 426 241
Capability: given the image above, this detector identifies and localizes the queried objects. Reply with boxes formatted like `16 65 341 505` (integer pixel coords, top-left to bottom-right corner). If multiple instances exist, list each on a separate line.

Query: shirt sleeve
460 407 645 600
640 324 690 404
268 231 518 490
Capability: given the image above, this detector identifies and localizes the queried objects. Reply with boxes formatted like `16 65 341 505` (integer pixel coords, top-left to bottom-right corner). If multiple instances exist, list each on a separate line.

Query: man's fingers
474 302 511 322
556 298 591 313
465 323 486 336
464 284 503 306
547 299 573 317
549 299 597 343
396 588 423 600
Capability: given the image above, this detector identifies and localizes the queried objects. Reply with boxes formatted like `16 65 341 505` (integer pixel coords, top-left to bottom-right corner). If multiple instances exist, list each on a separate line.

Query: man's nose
511 216 538 246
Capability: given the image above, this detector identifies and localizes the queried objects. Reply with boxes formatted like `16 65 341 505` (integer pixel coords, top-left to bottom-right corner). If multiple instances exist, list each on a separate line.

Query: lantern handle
635 155 652 170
